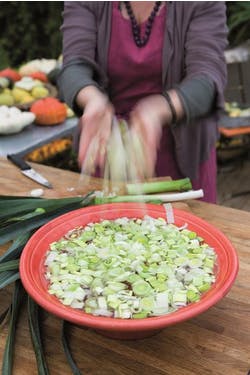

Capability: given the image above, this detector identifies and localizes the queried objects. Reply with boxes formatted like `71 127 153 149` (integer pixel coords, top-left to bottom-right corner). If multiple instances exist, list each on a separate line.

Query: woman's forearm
162 76 216 125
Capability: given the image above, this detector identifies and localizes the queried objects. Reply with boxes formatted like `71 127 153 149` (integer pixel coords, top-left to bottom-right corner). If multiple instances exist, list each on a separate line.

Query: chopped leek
45 216 216 319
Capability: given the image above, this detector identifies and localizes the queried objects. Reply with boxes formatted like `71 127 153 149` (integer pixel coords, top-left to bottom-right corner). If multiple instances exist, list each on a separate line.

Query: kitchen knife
7 154 53 189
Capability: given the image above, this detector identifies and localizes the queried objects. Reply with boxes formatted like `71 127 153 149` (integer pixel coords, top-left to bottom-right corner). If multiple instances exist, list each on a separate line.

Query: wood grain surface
0 157 249 375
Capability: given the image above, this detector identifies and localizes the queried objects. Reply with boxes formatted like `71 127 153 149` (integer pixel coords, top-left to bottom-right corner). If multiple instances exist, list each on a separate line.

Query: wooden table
0 157 249 375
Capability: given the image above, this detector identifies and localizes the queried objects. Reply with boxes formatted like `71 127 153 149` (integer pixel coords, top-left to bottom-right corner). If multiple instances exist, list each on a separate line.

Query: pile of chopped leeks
0 172 203 374
45 216 216 319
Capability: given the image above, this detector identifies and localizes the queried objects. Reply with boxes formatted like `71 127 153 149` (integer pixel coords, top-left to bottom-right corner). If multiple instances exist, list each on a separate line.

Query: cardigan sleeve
177 2 228 119
61 2 97 64
58 2 108 115
175 75 216 124
57 58 105 117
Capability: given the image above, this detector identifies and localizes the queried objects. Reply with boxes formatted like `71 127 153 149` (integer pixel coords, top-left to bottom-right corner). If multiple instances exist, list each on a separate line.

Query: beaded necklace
123 1 162 47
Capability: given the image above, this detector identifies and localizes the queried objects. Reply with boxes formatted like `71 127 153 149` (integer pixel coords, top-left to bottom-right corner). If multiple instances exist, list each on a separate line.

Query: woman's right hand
76 86 114 174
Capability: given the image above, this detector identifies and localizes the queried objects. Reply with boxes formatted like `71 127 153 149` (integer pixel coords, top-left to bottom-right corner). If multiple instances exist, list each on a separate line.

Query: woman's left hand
129 94 172 177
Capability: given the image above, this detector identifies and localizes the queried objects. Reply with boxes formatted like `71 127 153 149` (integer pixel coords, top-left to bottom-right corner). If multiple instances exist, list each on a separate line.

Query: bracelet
162 91 177 124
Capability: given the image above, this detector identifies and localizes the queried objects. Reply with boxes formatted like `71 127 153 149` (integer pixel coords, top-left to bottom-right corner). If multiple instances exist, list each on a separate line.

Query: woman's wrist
76 85 105 110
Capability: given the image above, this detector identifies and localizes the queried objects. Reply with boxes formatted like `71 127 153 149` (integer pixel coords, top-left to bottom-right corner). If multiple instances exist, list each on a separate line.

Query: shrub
0 1 63 69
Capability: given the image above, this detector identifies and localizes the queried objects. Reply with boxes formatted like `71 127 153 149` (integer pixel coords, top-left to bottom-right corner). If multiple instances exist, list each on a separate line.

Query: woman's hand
76 86 114 174
129 94 172 177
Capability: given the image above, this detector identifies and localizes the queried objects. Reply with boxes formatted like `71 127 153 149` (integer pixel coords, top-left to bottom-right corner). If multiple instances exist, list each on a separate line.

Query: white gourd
0 105 36 134
14 77 42 91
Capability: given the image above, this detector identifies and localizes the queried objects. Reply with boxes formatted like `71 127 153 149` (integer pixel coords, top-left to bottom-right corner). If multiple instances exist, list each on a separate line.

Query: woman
58 1 228 203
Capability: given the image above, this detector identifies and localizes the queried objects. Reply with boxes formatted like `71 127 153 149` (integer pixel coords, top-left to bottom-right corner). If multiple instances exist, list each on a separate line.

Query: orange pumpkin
0 68 22 82
26 71 48 83
30 97 67 126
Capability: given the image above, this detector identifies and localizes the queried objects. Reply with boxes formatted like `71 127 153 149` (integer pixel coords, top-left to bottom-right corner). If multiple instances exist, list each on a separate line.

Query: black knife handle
7 154 30 171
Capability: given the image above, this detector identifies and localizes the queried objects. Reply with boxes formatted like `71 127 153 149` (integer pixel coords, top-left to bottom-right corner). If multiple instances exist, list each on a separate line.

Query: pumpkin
0 68 22 82
26 71 48 83
30 97 67 126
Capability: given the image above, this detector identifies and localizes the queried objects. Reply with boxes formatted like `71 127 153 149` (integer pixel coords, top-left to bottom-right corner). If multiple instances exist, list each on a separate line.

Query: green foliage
227 2 250 47
0 1 63 69
0 2 249 70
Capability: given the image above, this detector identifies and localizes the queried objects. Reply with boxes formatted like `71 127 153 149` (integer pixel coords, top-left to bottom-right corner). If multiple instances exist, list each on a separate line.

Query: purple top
108 2 165 117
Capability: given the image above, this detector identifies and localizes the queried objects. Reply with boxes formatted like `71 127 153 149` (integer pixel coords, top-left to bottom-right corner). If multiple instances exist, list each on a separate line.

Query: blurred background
0 2 250 68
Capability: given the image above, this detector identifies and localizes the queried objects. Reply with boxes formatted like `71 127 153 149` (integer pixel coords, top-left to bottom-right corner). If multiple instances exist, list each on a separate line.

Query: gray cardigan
58 1 228 179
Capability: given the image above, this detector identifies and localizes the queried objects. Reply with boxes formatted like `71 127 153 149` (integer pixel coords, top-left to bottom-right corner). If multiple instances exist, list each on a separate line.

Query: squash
26 138 72 162
0 68 21 82
30 97 67 126
19 59 57 76
26 71 48 83
0 105 35 134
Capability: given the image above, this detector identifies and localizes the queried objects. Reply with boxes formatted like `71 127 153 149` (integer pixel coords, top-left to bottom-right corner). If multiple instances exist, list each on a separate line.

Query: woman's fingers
129 94 172 177
130 109 162 178
78 103 114 173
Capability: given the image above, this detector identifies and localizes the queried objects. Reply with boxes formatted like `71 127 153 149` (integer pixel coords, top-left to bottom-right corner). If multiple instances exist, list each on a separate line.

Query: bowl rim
20 203 239 332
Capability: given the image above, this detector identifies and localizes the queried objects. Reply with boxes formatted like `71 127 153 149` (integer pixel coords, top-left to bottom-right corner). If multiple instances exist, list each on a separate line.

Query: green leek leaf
0 307 10 327
0 232 31 264
0 271 20 289
2 280 26 375
0 259 19 272
0 196 94 246
0 194 93 222
61 320 82 375
27 297 50 375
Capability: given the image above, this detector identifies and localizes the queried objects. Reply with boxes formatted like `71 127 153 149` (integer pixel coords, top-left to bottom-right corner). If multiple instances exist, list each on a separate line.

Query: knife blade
7 154 53 189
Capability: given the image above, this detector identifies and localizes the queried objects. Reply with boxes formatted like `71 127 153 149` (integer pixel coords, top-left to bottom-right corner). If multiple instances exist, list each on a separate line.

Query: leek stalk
94 189 204 204
126 178 192 195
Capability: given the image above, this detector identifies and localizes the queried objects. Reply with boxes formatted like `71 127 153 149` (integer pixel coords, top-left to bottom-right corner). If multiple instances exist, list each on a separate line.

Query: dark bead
133 28 140 35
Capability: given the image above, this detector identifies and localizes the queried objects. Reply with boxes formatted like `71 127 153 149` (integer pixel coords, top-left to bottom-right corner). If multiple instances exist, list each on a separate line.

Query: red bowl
20 203 239 340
